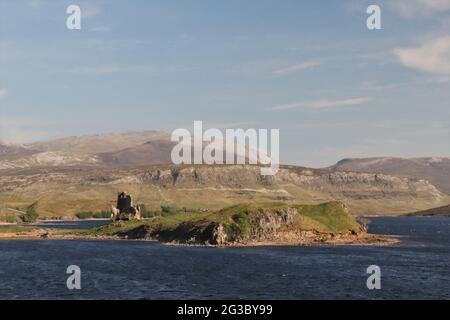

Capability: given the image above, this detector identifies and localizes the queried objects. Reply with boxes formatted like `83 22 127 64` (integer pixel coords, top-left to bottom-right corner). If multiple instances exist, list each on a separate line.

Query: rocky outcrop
103 202 394 247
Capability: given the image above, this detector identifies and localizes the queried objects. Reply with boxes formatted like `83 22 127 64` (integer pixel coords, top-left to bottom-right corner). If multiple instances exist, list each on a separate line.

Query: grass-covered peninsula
0 201 395 246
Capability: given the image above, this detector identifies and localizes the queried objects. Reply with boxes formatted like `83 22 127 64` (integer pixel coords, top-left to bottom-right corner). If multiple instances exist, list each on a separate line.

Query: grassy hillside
27 130 170 154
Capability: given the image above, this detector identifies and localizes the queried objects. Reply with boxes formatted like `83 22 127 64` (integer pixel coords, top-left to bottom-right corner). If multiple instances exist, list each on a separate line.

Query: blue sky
1 0 450 167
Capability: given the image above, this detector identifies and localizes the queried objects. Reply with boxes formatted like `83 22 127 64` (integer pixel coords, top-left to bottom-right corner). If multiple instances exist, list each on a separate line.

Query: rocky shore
0 226 398 247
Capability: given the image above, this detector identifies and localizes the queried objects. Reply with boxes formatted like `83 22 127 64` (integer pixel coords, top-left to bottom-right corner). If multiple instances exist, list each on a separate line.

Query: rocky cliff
331 157 450 194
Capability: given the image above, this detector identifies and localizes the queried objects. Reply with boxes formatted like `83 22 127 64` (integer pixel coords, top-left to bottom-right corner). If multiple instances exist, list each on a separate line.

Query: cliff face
135 166 446 213
331 157 450 194
0 164 448 217
138 166 442 196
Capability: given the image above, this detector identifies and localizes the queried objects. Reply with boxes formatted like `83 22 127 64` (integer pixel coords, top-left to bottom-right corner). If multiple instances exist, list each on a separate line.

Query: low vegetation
20 209 39 223
75 211 111 219
0 225 34 234
0 214 20 223
73 205 207 220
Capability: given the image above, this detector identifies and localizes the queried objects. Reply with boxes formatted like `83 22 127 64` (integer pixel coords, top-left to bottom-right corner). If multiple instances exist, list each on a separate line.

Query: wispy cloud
82 6 101 19
0 116 51 143
272 61 321 76
27 0 47 8
389 0 450 18
360 81 399 91
393 37 450 75
65 64 157 76
204 121 258 129
66 66 120 76
0 88 9 98
90 26 111 33
270 98 370 111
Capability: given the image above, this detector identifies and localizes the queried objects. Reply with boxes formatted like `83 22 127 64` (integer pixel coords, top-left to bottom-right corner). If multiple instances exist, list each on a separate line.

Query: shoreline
0 228 400 247
0 218 110 226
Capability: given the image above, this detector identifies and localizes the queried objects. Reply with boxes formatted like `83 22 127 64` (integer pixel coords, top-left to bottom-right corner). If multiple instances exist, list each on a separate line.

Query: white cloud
270 98 370 111
393 37 450 75
272 61 321 76
0 88 9 98
390 0 450 18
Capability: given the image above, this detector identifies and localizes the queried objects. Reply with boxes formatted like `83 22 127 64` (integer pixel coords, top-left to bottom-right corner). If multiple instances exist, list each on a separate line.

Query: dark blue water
0 217 448 299
30 220 110 230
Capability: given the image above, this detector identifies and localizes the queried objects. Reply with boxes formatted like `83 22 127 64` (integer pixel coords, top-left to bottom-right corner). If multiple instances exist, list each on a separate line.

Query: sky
1 0 450 167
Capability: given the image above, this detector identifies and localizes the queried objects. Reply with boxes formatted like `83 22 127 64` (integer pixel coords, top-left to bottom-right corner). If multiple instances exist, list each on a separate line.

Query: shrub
20 209 39 223
0 214 18 223
232 212 250 235
75 211 94 219
92 211 111 219
160 205 179 216
139 204 161 218
142 211 161 218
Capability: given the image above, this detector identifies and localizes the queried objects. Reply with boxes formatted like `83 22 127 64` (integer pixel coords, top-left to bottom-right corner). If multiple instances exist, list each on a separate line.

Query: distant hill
408 205 450 217
0 142 39 161
98 140 176 166
1 131 260 169
27 130 170 154
0 131 172 169
331 157 450 194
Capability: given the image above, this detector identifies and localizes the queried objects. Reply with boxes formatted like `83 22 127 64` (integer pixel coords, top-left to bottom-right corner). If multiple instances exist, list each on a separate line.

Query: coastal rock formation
110 192 141 221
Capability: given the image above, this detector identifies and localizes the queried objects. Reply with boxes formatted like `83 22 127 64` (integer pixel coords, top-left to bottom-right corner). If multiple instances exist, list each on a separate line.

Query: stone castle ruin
111 192 141 221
